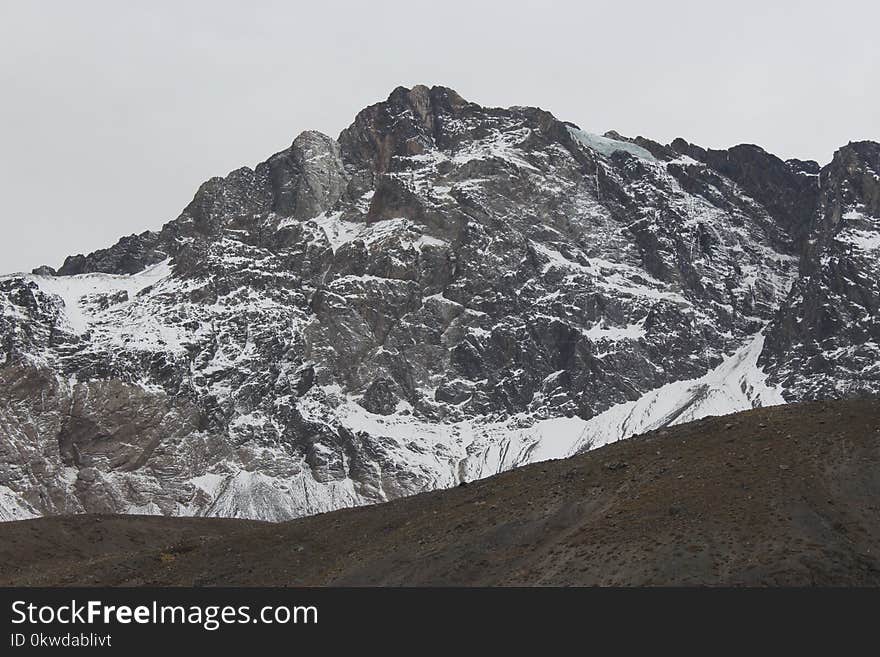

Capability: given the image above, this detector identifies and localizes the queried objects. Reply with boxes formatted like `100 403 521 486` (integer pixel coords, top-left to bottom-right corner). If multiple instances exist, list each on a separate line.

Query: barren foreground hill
1 399 878 586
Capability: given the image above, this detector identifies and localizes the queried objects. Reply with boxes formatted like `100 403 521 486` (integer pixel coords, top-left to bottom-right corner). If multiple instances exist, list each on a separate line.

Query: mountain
1 85 878 521
3 400 879 586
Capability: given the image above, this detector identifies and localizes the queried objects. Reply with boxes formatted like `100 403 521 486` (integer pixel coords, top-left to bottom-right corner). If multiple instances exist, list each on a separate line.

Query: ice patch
568 127 657 161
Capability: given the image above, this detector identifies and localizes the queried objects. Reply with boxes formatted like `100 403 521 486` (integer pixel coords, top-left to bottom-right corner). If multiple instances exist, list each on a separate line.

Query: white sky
1 0 877 273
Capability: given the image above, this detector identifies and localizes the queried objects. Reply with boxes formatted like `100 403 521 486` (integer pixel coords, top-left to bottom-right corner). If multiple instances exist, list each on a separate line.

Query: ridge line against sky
1 0 877 274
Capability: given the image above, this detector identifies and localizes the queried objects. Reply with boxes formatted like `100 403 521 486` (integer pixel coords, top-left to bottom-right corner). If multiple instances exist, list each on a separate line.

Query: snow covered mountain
1 85 877 521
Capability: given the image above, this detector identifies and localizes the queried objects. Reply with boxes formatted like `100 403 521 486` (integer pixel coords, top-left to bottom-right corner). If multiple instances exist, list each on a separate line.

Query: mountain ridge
40 84 840 277
1 85 877 521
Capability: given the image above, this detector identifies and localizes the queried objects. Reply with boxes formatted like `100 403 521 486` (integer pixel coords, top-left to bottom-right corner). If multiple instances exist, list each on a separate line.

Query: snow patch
29 259 173 334
0 485 38 521
568 332 784 453
464 332 784 476
582 317 647 342
836 227 880 252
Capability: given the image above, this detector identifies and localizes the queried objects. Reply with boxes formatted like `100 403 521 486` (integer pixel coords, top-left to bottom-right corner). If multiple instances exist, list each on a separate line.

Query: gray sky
1 0 877 274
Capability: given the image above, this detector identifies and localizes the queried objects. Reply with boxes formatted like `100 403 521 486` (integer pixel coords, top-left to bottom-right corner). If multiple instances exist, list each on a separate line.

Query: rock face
761 141 880 399
1 86 878 521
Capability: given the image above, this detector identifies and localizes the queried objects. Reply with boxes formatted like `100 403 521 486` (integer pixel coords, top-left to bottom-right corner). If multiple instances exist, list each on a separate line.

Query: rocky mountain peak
338 84 474 181
1 86 878 523
268 129 347 220
823 140 880 214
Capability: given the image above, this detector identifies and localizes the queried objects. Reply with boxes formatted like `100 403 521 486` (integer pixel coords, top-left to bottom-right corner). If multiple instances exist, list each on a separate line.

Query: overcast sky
1 0 877 274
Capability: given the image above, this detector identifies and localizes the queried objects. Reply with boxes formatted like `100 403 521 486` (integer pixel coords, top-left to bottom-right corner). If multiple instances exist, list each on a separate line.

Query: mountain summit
1 86 878 521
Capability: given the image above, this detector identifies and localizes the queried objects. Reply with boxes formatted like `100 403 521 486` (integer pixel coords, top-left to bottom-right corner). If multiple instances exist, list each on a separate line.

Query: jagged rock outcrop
1 86 877 521
761 141 880 399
